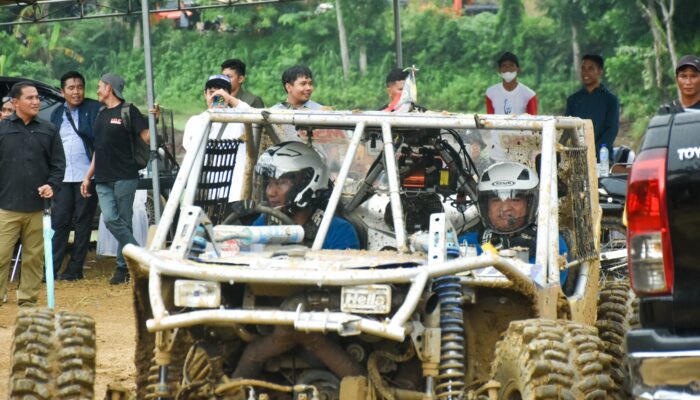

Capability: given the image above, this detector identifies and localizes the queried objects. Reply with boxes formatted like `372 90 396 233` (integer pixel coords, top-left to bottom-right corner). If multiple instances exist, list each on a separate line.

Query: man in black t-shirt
80 73 149 284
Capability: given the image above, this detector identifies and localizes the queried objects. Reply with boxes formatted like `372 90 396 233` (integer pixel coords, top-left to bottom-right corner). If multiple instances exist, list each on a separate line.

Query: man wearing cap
485 51 537 115
49 71 102 281
566 54 620 157
182 74 251 204
220 58 265 108
674 54 700 110
1 96 14 120
0 81 65 307
80 73 149 285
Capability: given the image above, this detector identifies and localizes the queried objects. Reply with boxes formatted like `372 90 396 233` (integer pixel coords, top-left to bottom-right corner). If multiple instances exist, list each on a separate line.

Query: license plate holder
341 284 391 314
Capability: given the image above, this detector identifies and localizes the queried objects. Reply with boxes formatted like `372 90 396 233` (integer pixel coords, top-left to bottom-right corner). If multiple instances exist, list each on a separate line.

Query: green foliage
1 0 697 141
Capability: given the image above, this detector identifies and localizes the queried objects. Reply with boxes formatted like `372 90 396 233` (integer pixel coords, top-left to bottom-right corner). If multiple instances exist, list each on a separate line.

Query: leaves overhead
1 0 697 138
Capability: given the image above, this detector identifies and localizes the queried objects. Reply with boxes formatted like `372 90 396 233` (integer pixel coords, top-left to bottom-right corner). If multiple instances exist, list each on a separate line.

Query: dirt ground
0 253 136 398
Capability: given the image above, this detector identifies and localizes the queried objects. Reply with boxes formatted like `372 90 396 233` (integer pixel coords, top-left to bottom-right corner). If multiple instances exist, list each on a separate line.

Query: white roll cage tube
134 110 596 340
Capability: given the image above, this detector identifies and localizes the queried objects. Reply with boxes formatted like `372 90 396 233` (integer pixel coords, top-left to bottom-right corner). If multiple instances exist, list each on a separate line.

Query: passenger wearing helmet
252 141 360 250
461 162 569 282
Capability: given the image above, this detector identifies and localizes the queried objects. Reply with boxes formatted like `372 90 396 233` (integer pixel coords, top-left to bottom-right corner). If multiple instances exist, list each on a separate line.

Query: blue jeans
96 179 138 271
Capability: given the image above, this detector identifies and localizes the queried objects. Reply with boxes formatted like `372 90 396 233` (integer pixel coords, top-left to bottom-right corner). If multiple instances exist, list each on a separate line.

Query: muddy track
0 255 136 399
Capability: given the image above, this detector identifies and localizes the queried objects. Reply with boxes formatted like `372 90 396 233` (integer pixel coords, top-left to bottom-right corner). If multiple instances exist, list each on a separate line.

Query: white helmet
255 141 329 210
477 162 539 234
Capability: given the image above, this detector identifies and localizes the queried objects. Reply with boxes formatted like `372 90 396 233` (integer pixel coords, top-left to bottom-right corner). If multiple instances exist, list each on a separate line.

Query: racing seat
339 209 368 250
194 139 242 225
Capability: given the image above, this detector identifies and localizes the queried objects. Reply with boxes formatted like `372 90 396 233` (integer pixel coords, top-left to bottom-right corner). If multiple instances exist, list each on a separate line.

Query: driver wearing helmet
462 162 569 280
253 141 360 250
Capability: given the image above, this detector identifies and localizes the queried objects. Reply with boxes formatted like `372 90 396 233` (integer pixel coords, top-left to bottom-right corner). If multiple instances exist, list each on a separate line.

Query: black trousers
51 181 98 276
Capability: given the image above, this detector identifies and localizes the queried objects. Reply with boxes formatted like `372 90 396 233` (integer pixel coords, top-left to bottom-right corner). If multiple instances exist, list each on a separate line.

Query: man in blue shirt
566 54 619 159
252 141 359 250
49 71 101 281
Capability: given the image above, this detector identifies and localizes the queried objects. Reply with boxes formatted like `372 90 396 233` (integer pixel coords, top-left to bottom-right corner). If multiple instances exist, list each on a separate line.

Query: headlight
174 280 221 308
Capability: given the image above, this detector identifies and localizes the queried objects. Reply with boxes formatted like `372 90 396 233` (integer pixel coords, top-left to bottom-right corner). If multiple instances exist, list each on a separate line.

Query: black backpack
120 102 150 169
99 102 150 169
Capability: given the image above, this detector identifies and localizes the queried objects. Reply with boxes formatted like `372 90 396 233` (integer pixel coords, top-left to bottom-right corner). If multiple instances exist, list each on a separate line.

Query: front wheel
596 280 639 399
491 319 613 399
10 308 96 399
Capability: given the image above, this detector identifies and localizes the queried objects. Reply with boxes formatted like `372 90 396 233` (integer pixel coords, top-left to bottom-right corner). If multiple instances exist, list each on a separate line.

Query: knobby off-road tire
9 308 96 399
596 280 639 399
145 332 192 400
491 319 614 400
133 274 193 400
134 275 156 400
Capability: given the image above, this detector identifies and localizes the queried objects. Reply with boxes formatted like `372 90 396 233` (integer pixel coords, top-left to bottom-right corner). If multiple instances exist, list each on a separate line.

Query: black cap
497 51 519 68
100 73 125 101
676 54 700 75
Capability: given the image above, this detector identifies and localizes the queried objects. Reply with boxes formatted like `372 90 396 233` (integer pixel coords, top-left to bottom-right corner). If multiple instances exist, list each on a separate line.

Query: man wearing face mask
485 52 537 115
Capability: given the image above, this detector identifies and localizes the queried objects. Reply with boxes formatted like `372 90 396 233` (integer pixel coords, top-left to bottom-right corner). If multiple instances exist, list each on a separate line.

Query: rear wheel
10 308 96 399
146 191 167 226
596 280 639 399
491 319 613 400
600 216 628 282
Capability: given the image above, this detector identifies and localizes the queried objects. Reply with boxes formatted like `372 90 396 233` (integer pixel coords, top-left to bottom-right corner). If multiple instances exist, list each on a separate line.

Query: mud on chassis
123 110 616 400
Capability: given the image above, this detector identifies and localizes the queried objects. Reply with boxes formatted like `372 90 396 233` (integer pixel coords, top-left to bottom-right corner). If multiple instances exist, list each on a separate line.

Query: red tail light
626 148 674 295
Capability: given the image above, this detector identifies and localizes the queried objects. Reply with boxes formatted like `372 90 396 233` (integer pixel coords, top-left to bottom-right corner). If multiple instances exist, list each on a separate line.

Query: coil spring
432 275 465 399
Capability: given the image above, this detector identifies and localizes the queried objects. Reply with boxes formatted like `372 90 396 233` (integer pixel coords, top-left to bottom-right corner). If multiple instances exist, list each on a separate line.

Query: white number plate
341 285 391 314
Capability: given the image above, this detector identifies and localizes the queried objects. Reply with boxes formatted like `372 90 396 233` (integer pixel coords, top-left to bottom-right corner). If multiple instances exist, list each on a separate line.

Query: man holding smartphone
182 74 251 203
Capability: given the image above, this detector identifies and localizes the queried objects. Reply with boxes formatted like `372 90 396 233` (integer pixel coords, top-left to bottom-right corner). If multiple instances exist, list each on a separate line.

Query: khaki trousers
0 209 44 305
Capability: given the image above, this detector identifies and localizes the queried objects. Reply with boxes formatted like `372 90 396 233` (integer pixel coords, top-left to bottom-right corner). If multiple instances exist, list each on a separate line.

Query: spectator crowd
1 51 699 308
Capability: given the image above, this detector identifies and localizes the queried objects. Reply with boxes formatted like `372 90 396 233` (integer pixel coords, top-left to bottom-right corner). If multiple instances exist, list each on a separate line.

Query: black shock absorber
432 275 465 399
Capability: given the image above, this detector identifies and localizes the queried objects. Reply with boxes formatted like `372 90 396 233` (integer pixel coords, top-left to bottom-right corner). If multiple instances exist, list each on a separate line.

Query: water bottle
599 144 609 177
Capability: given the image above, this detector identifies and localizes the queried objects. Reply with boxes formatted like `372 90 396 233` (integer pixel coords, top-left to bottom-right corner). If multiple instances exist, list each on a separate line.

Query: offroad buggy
123 109 622 400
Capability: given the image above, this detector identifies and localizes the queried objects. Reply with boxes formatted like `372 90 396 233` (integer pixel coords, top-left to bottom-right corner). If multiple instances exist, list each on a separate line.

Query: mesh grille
563 146 597 260
195 139 241 224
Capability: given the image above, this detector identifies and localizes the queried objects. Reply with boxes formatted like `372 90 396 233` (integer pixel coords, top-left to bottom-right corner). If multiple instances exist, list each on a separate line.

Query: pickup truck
625 108 700 398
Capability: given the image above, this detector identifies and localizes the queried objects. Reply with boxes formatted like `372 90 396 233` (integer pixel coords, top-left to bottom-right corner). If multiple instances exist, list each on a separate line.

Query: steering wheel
221 200 295 226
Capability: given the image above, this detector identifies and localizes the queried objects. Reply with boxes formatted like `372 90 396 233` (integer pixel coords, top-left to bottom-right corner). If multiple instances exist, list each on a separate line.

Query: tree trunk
571 24 581 79
638 0 665 90
133 20 142 49
359 45 367 75
335 0 350 78
657 0 677 71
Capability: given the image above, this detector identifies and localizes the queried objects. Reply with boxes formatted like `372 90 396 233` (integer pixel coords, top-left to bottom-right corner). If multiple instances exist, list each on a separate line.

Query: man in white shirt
49 71 101 281
484 52 538 162
485 52 537 115
183 74 251 203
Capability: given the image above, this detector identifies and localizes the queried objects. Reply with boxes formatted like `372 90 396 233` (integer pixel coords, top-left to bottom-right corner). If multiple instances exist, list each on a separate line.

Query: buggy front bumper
123 244 539 342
